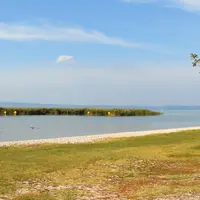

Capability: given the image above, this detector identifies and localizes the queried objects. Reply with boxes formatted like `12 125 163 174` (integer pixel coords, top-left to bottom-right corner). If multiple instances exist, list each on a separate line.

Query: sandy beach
0 126 200 147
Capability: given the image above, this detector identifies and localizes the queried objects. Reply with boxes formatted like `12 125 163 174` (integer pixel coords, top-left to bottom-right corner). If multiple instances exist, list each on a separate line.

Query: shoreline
1 126 200 147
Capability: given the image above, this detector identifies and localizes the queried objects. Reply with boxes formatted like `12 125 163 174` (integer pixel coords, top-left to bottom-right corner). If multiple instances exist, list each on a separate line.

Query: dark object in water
29 125 39 130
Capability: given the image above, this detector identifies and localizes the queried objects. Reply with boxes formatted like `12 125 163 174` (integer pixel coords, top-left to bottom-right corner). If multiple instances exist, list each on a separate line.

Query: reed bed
0 107 161 116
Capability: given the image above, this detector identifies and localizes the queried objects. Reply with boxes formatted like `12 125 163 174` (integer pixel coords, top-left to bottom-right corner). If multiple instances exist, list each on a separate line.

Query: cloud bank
0 64 199 105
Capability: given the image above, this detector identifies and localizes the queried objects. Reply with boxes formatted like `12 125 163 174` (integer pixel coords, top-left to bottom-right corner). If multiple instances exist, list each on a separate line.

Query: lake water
0 110 200 142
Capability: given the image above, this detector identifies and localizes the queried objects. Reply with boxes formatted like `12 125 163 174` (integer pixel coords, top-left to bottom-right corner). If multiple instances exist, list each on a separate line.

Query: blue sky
0 0 200 105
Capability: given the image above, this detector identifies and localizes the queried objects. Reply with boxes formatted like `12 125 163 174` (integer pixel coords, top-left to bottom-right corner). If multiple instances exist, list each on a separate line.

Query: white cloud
179 0 200 11
122 0 200 12
57 55 74 64
0 22 143 48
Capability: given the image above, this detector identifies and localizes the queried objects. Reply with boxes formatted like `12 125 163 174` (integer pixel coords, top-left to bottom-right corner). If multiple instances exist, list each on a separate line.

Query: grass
14 190 78 200
15 193 56 200
0 130 200 199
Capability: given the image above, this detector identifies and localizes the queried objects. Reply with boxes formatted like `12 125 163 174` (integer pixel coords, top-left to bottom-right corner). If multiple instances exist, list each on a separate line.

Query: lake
0 110 200 142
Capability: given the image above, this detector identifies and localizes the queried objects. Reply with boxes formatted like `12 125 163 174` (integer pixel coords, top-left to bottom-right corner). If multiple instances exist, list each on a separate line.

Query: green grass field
0 130 200 199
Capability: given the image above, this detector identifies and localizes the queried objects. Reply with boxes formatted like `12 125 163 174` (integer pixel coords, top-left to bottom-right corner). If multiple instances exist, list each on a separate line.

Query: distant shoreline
1 102 200 110
0 126 200 147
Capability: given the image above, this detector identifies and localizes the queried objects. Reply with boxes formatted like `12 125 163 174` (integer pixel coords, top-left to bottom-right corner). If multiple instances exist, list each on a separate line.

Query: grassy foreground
0 130 200 200
0 107 161 117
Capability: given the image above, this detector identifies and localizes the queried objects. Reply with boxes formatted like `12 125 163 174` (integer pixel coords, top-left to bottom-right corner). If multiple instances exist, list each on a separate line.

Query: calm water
0 110 200 142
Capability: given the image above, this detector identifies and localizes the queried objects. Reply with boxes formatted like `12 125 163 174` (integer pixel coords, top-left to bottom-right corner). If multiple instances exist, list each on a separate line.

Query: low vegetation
0 107 161 117
0 130 200 199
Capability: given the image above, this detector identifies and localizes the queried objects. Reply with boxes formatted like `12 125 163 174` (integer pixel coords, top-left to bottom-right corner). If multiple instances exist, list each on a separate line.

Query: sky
0 0 200 106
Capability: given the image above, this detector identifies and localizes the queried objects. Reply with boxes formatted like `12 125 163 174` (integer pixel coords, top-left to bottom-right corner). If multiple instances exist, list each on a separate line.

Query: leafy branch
190 53 200 67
